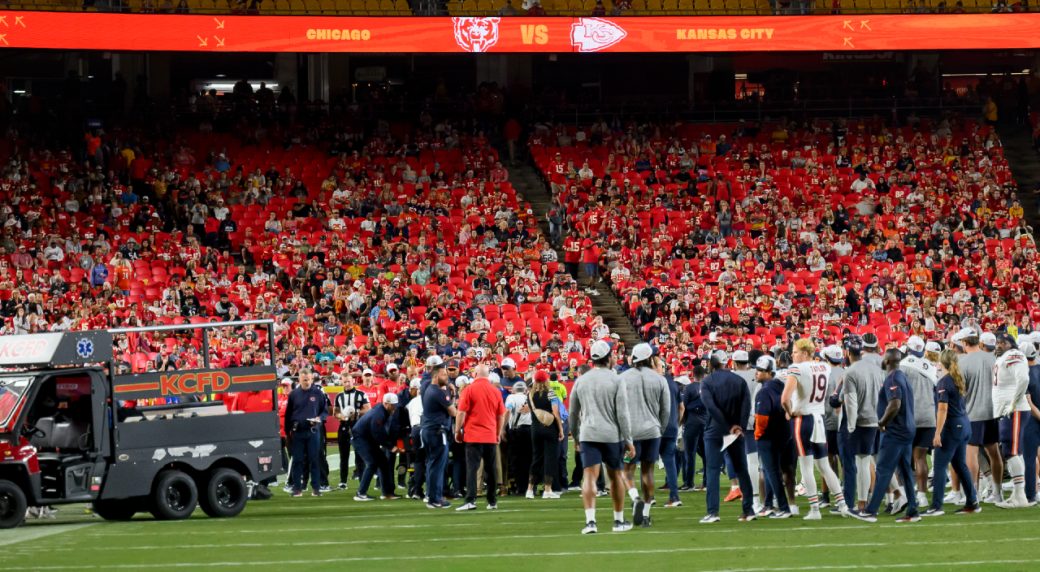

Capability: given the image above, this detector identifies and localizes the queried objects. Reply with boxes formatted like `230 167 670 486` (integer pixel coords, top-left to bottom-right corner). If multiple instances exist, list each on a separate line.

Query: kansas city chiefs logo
452 17 501 53
570 17 627 53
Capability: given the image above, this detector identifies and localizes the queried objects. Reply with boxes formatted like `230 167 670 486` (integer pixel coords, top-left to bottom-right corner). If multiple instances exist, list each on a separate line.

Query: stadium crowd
5 88 1040 532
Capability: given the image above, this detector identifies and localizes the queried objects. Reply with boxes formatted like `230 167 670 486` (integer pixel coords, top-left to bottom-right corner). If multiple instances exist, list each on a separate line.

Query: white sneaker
752 502 764 515
790 505 800 516
581 521 598 534
996 496 1030 509
525 490 535 499
916 492 929 507
890 495 908 515
664 500 683 508
804 508 822 521
542 491 561 499
943 490 960 503
612 520 633 532
455 502 477 511
982 491 1003 504
486 503 498 510
700 514 721 524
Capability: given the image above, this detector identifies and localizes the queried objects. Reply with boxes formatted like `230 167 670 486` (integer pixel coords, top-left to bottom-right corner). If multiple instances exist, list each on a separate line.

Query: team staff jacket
754 378 790 442
700 369 751 440
878 370 915 442
353 403 395 445
284 384 329 436
681 381 707 423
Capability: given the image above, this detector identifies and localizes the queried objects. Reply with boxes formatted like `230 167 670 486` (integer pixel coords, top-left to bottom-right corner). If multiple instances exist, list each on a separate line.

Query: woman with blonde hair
924 350 980 516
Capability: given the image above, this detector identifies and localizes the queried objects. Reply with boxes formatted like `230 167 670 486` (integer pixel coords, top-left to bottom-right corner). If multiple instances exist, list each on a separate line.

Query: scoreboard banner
1 12 1039 53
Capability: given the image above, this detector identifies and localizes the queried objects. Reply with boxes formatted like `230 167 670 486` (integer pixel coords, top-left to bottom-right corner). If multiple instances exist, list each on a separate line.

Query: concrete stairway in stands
999 124 1040 237
509 164 643 350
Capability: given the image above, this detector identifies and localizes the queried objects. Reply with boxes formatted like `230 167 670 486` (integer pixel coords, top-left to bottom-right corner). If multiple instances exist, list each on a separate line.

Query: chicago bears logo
452 17 501 53
570 17 627 53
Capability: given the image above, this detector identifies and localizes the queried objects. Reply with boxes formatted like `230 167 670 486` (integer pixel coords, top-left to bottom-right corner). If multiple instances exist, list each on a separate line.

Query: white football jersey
992 349 1030 415
787 360 832 416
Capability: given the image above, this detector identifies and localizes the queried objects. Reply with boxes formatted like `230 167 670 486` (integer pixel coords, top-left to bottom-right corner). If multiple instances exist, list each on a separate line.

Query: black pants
465 443 498 505
508 427 532 494
337 424 359 485
530 425 560 490
409 427 426 497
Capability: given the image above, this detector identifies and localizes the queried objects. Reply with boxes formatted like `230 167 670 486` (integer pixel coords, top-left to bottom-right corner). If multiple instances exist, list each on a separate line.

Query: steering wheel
21 425 46 439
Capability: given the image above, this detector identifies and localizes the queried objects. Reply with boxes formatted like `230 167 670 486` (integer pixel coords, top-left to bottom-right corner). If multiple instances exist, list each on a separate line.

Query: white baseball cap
925 341 942 353
362 368 375 376
1021 341 1038 360
906 336 925 354
710 349 729 365
501 357 516 369
426 354 444 368
387 363 399 371
455 375 471 387
409 378 421 389
280 377 293 386
823 345 845 363
754 355 776 372
591 340 612 360
952 327 976 342
675 375 691 385
632 343 654 362
732 350 750 363
980 332 997 348
513 381 527 392
383 393 399 405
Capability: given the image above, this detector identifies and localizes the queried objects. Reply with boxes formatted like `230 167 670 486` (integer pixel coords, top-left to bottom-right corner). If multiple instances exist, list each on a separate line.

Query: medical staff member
924 350 979 516
680 366 707 492
753 355 792 519
352 393 402 502
851 349 920 523
700 350 755 524
421 357 457 509
284 369 327 497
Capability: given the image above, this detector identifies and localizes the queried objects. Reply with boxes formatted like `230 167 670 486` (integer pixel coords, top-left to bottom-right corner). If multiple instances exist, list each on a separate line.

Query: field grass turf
5 476 1040 572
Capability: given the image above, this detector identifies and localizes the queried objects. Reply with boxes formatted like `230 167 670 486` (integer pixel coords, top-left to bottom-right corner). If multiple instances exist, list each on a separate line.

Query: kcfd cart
0 320 282 528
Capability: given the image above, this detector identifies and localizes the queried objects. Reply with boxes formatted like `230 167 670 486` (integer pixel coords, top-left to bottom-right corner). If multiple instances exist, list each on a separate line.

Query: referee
334 372 371 490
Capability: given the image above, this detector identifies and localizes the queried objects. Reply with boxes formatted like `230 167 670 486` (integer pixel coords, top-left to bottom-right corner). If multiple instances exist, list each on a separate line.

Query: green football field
5 469 1040 572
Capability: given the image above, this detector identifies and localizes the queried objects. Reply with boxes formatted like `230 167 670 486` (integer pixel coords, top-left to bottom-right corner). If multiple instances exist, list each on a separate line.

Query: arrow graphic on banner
0 34 7 45
843 20 854 31
215 36 225 47
214 18 225 29
197 35 208 47
0 16 7 26
860 20 872 30
843 37 854 48
14 16 25 27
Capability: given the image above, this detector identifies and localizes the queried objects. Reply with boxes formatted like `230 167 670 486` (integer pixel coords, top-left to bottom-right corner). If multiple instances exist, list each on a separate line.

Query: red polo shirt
457 377 505 444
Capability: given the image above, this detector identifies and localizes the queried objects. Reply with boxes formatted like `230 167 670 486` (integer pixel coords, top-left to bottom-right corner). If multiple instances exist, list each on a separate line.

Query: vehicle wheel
0 479 27 529
149 470 198 521
199 468 248 518
92 499 137 521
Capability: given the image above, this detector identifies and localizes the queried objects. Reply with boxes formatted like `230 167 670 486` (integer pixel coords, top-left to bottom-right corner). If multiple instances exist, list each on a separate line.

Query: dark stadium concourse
2 49 1039 121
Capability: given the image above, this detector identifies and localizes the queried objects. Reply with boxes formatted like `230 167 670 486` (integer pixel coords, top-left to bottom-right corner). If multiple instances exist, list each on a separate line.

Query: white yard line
0 523 95 547
0 536 1028 568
